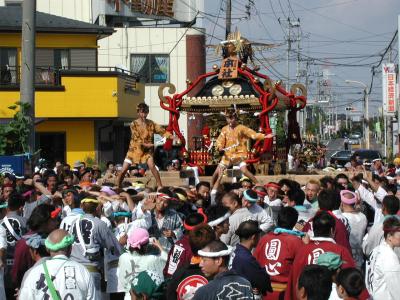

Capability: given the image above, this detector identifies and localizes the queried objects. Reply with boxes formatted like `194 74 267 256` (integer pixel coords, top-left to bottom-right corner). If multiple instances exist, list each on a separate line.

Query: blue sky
202 0 400 115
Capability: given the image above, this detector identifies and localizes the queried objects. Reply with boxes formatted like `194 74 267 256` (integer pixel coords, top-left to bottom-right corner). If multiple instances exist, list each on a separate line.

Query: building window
0 48 17 85
131 54 169 83
54 49 70 70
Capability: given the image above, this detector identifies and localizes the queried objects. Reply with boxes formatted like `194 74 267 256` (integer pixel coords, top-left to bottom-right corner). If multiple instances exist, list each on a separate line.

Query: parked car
352 149 383 166
330 150 353 167
350 132 362 139
348 138 360 145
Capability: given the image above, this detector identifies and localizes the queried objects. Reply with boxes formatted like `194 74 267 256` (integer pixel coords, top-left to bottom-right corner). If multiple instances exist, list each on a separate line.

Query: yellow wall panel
0 92 20 118
0 33 98 48
35 76 119 118
36 120 95 165
0 76 144 118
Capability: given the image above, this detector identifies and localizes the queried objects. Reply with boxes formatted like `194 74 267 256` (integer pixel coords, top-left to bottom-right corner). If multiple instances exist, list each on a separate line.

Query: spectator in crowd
206 205 230 241
362 195 400 258
19 229 96 299
118 227 167 300
220 191 253 246
304 179 321 209
242 189 273 232
2 145 400 300
302 189 352 252
334 190 367 268
285 211 354 300
365 216 400 300
336 268 365 300
192 240 253 300
148 190 184 251
296 265 332 300
231 220 272 298
163 211 208 277
166 224 215 300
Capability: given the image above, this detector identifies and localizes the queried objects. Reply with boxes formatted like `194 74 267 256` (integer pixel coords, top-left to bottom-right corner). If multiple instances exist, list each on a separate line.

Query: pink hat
340 190 357 205
127 228 149 249
100 186 117 196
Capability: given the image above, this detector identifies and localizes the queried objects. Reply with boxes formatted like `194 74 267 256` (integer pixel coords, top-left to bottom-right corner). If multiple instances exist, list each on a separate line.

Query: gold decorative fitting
275 80 282 86
158 83 176 104
186 79 192 85
290 83 307 98
212 64 219 70
241 63 247 69
254 78 259 83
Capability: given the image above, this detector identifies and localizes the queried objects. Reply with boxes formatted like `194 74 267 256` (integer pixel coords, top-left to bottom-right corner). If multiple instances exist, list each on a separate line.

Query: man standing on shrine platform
211 109 271 186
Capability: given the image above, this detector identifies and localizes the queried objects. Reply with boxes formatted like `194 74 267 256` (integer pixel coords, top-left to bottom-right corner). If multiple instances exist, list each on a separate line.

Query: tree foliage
0 101 33 155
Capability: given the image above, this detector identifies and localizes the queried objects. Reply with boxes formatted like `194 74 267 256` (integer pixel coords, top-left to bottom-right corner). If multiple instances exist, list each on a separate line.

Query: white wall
98 27 193 138
36 0 92 23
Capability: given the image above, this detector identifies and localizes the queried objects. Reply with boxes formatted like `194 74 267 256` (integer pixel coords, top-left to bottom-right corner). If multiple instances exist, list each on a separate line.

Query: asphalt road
325 138 346 160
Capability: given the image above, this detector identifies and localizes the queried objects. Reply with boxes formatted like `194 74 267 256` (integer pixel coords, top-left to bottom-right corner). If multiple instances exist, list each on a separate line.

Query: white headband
198 245 233 257
207 212 231 227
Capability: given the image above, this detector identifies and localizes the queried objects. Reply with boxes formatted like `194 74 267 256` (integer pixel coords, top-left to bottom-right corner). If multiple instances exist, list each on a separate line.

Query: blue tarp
0 155 27 176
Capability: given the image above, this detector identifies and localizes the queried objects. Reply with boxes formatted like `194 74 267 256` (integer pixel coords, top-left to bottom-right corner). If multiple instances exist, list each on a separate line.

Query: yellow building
0 7 144 166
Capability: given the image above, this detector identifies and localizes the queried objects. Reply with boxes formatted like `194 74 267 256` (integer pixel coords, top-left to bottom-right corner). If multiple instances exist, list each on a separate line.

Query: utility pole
364 88 370 149
398 15 400 154
225 0 231 39
282 18 300 90
388 46 392 156
296 20 301 84
294 19 303 137
20 0 36 154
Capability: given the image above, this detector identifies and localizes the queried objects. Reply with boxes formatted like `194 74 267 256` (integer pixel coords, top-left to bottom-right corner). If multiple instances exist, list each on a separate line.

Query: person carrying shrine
69 197 122 298
116 102 172 189
19 229 96 299
211 108 271 186
192 240 253 300
285 211 355 300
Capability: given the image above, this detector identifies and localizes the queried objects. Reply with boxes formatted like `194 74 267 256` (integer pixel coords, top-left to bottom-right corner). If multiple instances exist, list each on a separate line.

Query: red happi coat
164 235 193 277
302 211 352 254
284 237 355 300
253 232 303 300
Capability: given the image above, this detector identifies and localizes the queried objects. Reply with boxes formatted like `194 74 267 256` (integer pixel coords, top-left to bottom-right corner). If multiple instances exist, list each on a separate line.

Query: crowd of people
0 157 399 300
0 102 399 300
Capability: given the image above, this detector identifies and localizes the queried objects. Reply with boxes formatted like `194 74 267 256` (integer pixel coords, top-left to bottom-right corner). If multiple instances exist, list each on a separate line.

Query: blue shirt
231 244 272 295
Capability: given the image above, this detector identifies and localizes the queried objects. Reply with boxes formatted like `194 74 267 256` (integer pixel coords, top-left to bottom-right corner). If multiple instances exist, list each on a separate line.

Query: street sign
382 63 397 116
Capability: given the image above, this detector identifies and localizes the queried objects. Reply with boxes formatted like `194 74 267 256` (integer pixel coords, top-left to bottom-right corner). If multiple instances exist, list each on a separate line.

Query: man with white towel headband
192 240 253 300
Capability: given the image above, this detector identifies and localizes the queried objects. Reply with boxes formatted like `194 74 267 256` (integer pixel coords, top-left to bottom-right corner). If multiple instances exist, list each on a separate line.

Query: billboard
382 63 397 116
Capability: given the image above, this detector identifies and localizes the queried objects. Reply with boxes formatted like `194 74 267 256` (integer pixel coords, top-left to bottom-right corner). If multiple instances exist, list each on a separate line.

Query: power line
209 0 224 46
292 1 381 36
286 0 297 19
267 0 287 37
258 0 360 15
277 0 288 19
368 30 398 94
